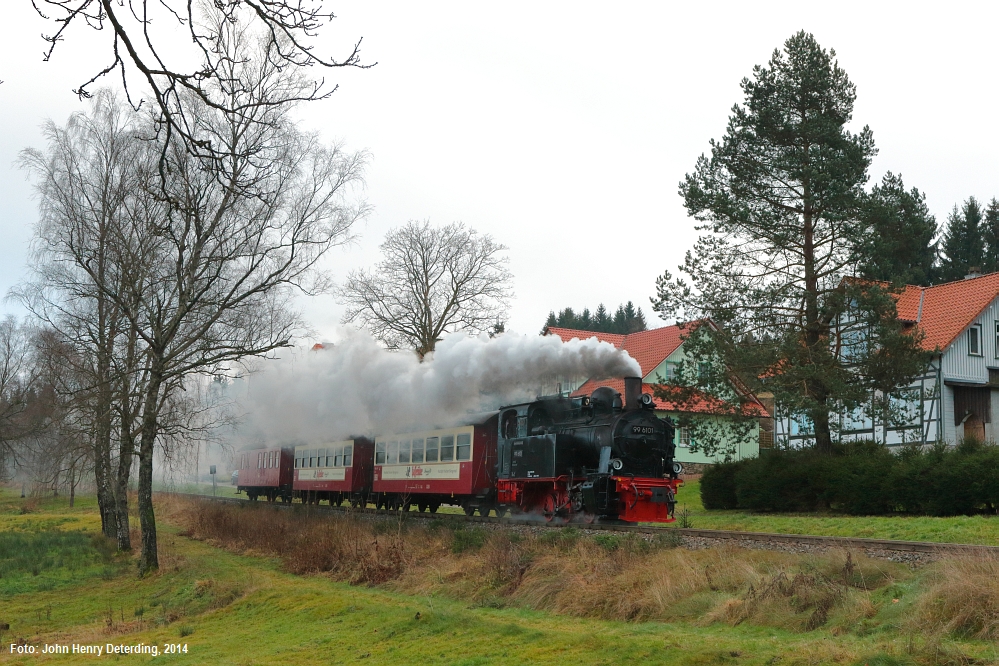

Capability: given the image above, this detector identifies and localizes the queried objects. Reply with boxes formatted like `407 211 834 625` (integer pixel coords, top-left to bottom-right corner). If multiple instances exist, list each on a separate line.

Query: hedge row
700 440 999 516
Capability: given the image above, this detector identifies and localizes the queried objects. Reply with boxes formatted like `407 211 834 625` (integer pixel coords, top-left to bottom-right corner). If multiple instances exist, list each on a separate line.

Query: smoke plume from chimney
234 329 641 445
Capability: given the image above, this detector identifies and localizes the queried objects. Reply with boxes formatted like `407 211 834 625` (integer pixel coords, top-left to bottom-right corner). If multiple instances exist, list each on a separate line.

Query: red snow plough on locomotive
495 376 682 522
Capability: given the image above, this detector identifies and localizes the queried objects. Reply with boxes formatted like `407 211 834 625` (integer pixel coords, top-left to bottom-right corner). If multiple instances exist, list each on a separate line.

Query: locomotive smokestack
624 376 642 411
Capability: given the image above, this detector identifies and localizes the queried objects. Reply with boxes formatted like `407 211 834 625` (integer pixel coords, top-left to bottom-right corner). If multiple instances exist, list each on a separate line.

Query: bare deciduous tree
0 317 41 479
30 0 372 160
17 90 152 547
340 220 513 358
20 19 368 575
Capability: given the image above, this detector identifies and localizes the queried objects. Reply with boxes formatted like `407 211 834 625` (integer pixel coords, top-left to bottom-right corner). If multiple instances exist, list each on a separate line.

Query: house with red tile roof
778 271 999 446
543 324 768 464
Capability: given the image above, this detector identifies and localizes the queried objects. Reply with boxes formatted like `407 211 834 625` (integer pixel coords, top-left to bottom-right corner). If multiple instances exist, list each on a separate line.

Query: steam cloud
234 329 641 445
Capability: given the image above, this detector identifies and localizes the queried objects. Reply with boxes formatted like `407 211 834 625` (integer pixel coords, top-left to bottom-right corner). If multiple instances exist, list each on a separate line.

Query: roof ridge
926 270 999 290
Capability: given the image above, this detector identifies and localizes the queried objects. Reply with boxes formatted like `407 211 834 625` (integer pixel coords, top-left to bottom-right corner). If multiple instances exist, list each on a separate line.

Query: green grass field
671 479 999 545
1 486 999 665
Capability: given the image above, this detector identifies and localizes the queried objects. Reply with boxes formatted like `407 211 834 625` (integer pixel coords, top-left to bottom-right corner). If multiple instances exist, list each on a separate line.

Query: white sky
2 1 999 343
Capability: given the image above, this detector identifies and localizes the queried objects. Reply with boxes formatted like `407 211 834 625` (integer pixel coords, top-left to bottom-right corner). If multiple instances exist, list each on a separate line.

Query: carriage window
272 451 278 468
333 445 342 467
317 448 326 467
425 437 439 462
456 433 471 461
343 444 353 467
399 440 411 464
440 435 454 462
375 441 386 464
310 450 318 468
326 448 334 466
411 438 424 463
387 441 398 464
294 455 301 469
257 453 263 469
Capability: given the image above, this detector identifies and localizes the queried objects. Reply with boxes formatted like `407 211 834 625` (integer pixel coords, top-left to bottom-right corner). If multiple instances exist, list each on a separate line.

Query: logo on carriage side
631 425 656 434
382 464 460 480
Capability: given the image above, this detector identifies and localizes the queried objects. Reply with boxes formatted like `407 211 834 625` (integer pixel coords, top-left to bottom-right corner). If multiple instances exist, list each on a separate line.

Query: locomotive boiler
495 376 682 522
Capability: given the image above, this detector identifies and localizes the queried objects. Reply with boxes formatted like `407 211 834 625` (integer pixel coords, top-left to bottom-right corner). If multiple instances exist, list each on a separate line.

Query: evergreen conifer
939 197 985 282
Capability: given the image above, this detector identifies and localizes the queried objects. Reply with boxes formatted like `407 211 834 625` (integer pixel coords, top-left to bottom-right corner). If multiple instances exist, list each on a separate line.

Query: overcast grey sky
2 2 998 342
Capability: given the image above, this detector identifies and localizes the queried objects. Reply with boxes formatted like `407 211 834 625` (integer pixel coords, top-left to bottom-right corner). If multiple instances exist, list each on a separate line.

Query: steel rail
163 492 999 556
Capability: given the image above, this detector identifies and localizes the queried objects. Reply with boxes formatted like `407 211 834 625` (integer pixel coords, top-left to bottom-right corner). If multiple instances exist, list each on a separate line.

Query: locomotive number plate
631 426 656 434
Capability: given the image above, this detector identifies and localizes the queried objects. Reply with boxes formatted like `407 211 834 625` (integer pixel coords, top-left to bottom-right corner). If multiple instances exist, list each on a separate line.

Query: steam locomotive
236 376 683 523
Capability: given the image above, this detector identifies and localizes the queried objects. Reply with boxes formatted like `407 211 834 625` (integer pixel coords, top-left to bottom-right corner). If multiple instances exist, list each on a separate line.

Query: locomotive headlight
672 462 684 475
611 458 623 471
640 393 653 408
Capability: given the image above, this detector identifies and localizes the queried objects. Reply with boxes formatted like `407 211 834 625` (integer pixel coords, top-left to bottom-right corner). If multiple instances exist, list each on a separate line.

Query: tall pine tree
939 197 985 282
655 32 929 454
983 198 999 274
855 172 937 286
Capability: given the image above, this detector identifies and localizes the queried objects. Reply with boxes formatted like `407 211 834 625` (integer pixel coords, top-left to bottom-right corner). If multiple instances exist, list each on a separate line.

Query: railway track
166 492 999 557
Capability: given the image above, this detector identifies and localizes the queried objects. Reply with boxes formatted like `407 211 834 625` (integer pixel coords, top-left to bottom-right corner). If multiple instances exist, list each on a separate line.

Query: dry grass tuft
185 501 427 585
181 497 999 642
913 551 999 640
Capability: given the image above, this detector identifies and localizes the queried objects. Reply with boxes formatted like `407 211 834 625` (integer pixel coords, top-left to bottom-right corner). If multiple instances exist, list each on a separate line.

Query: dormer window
968 325 983 356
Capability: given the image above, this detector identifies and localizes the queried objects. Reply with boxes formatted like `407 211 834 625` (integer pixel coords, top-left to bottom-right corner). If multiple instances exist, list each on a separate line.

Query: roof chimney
965 267 982 280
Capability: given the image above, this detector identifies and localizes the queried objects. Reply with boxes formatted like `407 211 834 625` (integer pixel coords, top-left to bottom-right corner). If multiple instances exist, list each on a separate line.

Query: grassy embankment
4 486 999 665
672 479 999 545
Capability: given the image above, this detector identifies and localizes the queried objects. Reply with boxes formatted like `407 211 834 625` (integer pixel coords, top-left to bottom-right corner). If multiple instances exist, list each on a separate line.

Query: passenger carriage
292 438 374 506
371 413 498 515
235 446 294 502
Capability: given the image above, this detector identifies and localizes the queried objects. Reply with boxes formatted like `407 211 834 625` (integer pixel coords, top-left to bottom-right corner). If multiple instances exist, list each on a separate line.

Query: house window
969 325 982 356
677 427 691 447
994 321 999 358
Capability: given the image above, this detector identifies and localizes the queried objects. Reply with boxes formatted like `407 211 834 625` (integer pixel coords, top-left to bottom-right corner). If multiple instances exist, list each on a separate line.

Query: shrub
700 460 742 509
701 440 999 516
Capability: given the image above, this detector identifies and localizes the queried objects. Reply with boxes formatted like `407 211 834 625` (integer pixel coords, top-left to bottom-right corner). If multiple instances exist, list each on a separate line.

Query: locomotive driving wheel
541 493 559 522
